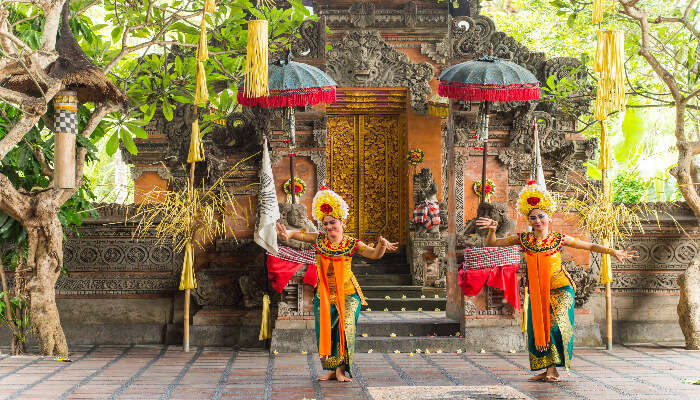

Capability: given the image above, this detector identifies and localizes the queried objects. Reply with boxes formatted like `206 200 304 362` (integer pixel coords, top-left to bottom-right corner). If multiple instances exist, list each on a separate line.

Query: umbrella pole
287 107 296 204
480 102 490 203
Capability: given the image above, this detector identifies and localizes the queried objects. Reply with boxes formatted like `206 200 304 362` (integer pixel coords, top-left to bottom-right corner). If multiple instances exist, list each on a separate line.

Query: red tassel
438 82 540 102
237 87 336 108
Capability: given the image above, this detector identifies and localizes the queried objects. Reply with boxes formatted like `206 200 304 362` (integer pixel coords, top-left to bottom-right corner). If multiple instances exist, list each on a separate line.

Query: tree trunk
678 255 700 350
24 210 68 356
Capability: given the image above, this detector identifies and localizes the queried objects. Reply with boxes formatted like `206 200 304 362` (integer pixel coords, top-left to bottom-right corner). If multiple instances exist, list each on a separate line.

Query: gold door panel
326 108 406 246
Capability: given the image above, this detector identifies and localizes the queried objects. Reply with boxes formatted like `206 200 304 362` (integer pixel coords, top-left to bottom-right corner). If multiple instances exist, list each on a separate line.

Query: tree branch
0 174 30 222
23 138 53 179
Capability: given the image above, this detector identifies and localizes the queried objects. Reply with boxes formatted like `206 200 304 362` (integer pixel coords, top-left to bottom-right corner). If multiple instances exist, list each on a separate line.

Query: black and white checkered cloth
268 245 316 265
460 246 520 270
55 110 78 134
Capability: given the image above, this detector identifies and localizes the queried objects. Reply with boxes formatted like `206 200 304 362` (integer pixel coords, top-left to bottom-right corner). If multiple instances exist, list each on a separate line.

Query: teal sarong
527 285 575 371
313 292 362 377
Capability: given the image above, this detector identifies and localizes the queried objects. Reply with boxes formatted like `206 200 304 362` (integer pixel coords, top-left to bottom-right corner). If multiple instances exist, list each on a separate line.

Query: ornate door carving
326 89 407 245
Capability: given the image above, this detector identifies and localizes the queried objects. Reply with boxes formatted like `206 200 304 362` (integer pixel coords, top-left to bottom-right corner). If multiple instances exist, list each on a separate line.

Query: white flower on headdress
517 180 556 216
311 185 350 223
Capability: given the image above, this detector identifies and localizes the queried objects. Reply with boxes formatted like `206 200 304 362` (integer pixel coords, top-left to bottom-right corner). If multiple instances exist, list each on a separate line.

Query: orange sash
520 232 565 351
525 251 552 350
317 255 347 358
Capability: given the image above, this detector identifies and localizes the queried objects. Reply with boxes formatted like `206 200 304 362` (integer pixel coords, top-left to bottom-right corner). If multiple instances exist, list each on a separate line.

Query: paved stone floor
0 344 698 399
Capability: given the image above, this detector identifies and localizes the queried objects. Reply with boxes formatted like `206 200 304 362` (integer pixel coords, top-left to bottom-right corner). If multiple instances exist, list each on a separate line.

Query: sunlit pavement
0 344 699 399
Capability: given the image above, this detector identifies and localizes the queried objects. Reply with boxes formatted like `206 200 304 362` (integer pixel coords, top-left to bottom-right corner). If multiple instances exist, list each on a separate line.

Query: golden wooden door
326 112 407 246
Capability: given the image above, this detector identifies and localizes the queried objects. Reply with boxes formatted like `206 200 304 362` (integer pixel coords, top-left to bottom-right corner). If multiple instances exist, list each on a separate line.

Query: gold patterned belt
350 274 367 306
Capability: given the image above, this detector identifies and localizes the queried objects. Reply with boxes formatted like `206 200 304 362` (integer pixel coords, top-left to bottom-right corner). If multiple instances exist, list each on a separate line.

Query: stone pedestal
270 264 317 353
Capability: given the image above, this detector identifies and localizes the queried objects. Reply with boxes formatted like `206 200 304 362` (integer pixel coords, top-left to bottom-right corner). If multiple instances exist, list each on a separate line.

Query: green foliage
612 170 648 203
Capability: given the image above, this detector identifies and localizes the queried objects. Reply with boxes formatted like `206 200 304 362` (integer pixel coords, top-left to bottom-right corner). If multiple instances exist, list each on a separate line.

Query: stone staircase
353 252 463 353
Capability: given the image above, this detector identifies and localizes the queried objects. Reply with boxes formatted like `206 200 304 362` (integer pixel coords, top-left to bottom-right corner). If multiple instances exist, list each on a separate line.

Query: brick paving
0 344 698 399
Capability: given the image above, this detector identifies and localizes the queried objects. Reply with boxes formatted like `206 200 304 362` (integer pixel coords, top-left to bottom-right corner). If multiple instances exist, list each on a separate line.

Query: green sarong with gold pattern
313 292 362 377
527 285 575 371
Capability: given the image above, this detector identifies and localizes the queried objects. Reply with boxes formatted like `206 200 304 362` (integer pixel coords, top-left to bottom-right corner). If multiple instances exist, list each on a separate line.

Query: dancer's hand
276 222 289 241
613 248 638 263
378 236 398 252
476 217 498 231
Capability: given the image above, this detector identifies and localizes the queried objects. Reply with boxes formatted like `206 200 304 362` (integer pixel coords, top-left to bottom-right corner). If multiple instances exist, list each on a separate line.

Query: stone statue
411 168 441 234
277 203 317 250
463 202 516 247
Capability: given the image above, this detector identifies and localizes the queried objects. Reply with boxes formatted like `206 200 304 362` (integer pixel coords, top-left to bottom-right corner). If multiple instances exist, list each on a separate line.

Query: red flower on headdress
527 180 536 185
294 184 303 193
527 197 540 206
320 203 333 214
484 184 492 194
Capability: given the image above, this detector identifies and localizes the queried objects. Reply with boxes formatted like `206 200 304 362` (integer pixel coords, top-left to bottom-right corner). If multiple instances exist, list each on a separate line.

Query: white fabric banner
254 137 280 256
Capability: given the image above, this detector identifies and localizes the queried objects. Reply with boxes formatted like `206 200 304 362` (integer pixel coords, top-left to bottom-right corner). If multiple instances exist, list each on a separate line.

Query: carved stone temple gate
5 0 688 349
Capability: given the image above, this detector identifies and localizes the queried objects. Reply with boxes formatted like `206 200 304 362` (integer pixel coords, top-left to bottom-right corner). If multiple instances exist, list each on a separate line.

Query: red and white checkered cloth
413 200 440 229
268 245 316 265
460 246 520 270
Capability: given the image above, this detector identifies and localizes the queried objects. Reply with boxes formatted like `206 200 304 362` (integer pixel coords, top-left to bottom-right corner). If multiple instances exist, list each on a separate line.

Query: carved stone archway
325 30 434 113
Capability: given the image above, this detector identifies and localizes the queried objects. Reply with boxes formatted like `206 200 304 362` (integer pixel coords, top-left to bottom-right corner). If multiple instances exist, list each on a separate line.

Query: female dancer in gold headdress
276 186 397 382
476 180 636 382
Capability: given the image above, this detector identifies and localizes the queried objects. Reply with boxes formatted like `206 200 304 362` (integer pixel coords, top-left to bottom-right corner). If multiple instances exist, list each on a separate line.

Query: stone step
358 319 459 337
365 297 446 311
361 285 423 298
353 252 406 265
352 263 410 275
356 274 412 286
355 336 465 353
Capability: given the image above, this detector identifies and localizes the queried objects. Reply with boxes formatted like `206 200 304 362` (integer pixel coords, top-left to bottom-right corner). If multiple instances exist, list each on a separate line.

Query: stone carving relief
278 203 317 250
318 1 446 30
289 19 325 60
563 260 597 307
192 240 267 308
463 202 516 247
325 31 434 113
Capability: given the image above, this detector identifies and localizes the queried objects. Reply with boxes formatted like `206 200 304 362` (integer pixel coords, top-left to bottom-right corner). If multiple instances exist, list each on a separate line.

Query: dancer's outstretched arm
562 236 637 262
475 217 519 247
276 222 319 243
357 236 398 259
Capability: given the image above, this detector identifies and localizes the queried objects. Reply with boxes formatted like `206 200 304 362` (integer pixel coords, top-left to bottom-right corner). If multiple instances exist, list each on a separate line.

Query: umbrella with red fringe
438 55 540 204
237 53 337 108
237 52 337 204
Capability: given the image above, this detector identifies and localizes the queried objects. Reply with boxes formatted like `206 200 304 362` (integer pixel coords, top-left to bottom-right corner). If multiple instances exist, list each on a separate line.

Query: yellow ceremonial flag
244 20 269 98
599 238 613 284
194 61 209 106
197 17 208 61
259 294 272 340
187 120 204 163
179 242 197 290
592 0 605 24
204 0 216 13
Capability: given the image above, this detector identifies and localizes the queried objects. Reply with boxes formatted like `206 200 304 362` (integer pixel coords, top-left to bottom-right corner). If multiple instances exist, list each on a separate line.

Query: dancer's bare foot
528 371 547 381
318 371 336 381
336 366 352 382
545 366 560 382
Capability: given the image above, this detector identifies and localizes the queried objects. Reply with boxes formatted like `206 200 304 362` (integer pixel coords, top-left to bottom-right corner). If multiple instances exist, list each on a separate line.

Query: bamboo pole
184 159 196 353
602 165 613 350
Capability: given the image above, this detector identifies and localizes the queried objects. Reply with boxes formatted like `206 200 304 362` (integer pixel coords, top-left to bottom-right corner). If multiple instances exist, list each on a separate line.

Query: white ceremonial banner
254 137 280 256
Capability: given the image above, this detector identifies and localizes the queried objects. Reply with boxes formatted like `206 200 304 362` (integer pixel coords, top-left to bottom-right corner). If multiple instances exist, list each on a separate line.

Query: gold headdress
312 185 349 223
518 180 556 216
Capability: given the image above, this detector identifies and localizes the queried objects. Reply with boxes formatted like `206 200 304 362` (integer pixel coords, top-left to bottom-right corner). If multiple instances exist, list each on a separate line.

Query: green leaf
106 132 120 156
162 100 174 121
566 13 577 28
110 26 124 43
172 22 200 36
119 130 138 155
130 125 148 139
76 135 98 154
